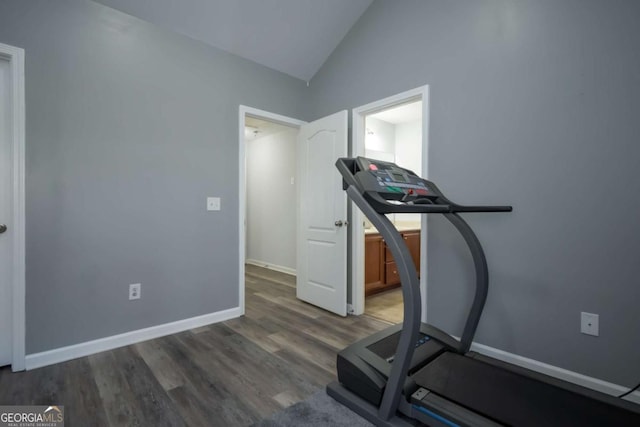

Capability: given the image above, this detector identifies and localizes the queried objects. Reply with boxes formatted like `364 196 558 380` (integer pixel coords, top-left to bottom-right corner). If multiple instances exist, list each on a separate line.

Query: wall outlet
580 312 599 336
129 283 141 300
207 197 221 211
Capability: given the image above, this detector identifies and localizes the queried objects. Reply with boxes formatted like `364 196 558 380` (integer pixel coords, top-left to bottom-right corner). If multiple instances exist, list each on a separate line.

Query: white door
0 57 12 366
296 111 348 316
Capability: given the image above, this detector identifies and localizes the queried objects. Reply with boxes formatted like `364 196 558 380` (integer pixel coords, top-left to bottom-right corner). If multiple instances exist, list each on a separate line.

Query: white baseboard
25 306 242 370
246 259 296 276
469 340 640 404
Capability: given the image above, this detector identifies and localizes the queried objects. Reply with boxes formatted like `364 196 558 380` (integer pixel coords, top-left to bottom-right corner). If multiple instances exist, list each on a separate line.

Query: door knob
335 220 343 227
0 224 6 234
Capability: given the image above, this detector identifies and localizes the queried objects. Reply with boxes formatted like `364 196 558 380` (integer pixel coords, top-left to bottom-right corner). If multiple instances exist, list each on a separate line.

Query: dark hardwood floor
0 266 389 426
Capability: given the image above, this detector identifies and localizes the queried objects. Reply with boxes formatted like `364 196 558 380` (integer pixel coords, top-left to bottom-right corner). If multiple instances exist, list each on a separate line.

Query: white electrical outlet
129 283 141 300
581 312 599 336
207 197 221 211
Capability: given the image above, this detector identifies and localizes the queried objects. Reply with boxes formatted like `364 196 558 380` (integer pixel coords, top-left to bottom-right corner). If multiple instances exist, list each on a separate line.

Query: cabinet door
384 243 394 264
365 234 384 287
402 230 421 274
385 261 400 285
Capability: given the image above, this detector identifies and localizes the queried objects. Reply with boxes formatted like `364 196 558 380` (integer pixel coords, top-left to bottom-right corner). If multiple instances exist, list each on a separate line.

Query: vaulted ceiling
93 0 373 81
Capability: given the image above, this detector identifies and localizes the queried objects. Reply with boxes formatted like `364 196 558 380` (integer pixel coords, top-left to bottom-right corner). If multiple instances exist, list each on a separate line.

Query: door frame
238 106 305 314
0 42 26 371
351 86 430 321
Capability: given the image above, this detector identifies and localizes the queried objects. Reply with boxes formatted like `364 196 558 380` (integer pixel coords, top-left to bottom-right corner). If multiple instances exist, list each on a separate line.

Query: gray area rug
254 389 373 426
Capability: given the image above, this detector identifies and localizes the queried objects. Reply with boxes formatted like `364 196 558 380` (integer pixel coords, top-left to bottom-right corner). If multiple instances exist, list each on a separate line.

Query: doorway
238 107 349 317
244 116 299 276
351 86 430 323
0 42 26 371
362 100 423 324
238 106 304 315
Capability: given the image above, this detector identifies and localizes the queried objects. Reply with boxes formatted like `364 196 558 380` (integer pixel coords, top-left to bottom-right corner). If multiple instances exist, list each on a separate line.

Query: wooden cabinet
384 261 400 286
364 234 385 294
365 229 420 296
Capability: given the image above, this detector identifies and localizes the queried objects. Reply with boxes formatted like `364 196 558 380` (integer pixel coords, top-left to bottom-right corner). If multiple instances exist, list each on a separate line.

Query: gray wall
0 0 307 353
246 129 297 271
3 0 640 387
309 0 640 386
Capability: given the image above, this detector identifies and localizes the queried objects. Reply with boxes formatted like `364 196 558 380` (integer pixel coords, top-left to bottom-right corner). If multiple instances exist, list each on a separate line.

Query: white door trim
238 106 305 314
351 86 430 320
0 42 26 371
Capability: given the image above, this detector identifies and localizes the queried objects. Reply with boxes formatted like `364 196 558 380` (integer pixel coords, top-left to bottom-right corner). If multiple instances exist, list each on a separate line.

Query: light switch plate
207 197 221 211
581 312 599 336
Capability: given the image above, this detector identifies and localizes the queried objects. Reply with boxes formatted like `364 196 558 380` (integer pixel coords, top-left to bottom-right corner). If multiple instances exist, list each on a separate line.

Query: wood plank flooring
0 266 390 426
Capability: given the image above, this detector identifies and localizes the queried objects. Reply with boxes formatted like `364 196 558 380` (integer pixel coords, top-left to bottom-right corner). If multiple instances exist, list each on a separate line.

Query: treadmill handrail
430 186 512 213
364 191 452 213
450 204 513 213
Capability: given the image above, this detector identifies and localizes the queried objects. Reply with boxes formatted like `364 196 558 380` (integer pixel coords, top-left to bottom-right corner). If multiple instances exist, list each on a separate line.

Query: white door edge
238 106 306 316
0 42 26 371
351 86 430 322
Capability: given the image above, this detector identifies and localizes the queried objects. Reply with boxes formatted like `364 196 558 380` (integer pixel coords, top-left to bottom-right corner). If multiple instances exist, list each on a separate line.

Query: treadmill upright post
443 213 489 353
345 185 422 421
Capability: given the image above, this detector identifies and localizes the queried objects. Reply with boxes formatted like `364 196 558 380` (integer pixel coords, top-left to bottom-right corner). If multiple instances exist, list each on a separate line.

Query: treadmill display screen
390 172 405 182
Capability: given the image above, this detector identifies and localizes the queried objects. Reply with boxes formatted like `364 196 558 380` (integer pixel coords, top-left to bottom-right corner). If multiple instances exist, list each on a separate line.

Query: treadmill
327 157 640 427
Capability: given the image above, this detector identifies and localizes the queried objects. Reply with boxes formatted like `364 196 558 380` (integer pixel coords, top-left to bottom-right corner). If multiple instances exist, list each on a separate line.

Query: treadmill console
355 157 437 204
337 156 512 215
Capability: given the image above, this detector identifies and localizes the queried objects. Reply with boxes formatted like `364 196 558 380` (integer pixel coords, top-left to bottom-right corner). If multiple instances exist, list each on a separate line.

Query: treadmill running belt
412 352 640 426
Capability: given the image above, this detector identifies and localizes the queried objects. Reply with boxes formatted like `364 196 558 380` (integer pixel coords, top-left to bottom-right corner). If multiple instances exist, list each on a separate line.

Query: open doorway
244 116 298 275
239 106 349 317
350 86 430 324
238 106 305 314
362 101 423 324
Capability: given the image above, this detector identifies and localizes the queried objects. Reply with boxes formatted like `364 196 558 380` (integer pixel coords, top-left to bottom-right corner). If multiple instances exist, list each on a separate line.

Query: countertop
364 222 421 234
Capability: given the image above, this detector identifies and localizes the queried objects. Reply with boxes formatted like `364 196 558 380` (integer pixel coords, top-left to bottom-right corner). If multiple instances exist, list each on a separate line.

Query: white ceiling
369 101 422 125
93 0 373 81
